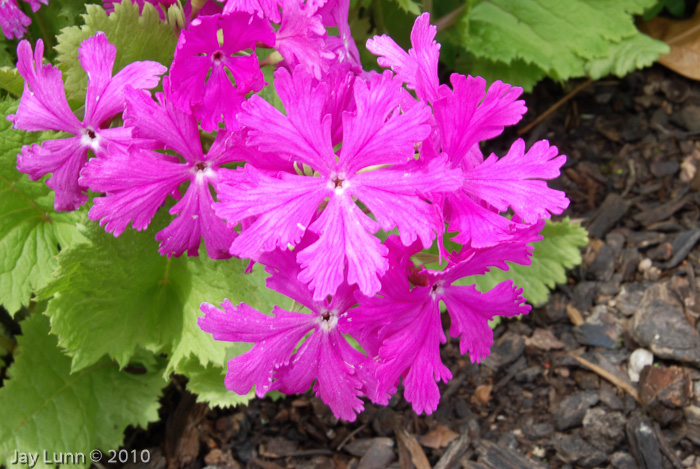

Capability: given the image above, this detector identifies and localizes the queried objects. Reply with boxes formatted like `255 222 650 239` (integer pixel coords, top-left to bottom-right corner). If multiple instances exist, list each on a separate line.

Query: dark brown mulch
118 65 700 469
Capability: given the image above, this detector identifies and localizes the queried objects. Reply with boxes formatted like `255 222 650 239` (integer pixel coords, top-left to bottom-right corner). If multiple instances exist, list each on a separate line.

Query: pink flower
215 66 461 300
347 227 541 414
274 0 335 79
317 0 362 72
8 33 166 211
367 13 440 104
80 82 259 259
169 12 275 132
0 0 47 39
222 0 281 23
370 14 568 248
199 247 381 421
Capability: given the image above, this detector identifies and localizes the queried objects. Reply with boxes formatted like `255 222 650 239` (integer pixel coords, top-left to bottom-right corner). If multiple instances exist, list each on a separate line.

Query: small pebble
638 258 652 272
628 349 654 382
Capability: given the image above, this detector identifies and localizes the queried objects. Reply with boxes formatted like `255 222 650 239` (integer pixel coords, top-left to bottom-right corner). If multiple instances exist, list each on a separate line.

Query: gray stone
582 407 626 452
629 284 700 368
555 391 600 431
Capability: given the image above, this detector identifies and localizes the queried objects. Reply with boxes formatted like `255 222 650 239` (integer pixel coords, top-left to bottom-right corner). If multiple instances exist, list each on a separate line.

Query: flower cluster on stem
8 0 569 421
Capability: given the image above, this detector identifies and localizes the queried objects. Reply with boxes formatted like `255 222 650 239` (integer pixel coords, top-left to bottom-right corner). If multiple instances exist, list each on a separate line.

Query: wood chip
471 384 494 406
395 427 431 469
419 425 460 449
566 304 585 326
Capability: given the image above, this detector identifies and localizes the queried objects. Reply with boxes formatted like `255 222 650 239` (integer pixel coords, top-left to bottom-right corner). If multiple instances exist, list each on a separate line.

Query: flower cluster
8 1 569 421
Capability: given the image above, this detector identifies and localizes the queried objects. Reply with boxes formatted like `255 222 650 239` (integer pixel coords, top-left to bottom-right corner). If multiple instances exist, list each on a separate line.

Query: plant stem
32 7 54 52
373 0 387 35
435 4 466 33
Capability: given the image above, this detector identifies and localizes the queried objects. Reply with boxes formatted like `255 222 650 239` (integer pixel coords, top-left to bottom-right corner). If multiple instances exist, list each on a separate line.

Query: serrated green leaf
463 0 662 82
586 33 669 79
55 0 177 101
456 218 588 307
0 100 86 316
0 313 164 469
181 360 254 409
0 67 23 97
393 0 421 15
40 216 286 374
40 220 187 372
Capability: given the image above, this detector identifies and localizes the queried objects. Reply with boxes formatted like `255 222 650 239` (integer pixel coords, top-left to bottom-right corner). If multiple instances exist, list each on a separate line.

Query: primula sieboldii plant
7 0 569 421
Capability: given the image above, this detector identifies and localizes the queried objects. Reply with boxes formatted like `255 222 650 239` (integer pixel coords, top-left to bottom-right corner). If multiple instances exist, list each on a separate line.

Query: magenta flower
369 13 568 248
0 0 47 40
169 12 275 132
222 0 281 23
81 81 268 258
215 66 461 299
274 0 335 79
367 13 440 104
347 227 541 414
8 33 166 211
317 0 362 72
199 248 381 421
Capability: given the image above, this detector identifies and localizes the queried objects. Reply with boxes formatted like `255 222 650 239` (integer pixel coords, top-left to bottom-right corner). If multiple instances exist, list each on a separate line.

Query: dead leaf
395 427 431 469
419 425 460 449
471 384 493 406
641 4 700 80
525 328 565 350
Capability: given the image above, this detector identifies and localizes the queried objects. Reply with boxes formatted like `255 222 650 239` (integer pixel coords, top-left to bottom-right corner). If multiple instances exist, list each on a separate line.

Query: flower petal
124 85 204 162
10 40 82 134
82 149 188 236
442 281 529 362
338 71 431 174
238 67 335 175
351 156 461 248
464 139 569 224
155 177 236 259
215 166 328 258
81 32 166 126
17 137 88 211
199 301 313 397
366 13 440 103
434 74 526 165
297 193 388 299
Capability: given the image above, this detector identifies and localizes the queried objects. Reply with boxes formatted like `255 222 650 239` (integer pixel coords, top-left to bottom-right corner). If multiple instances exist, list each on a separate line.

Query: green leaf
585 33 669 79
456 218 588 307
0 41 13 68
0 313 164 469
180 359 254 409
393 0 421 15
55 0 177 101
40 220 187 372
462 0 664 82
0 67 24 97
0 99 85 316
40 216 286 374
